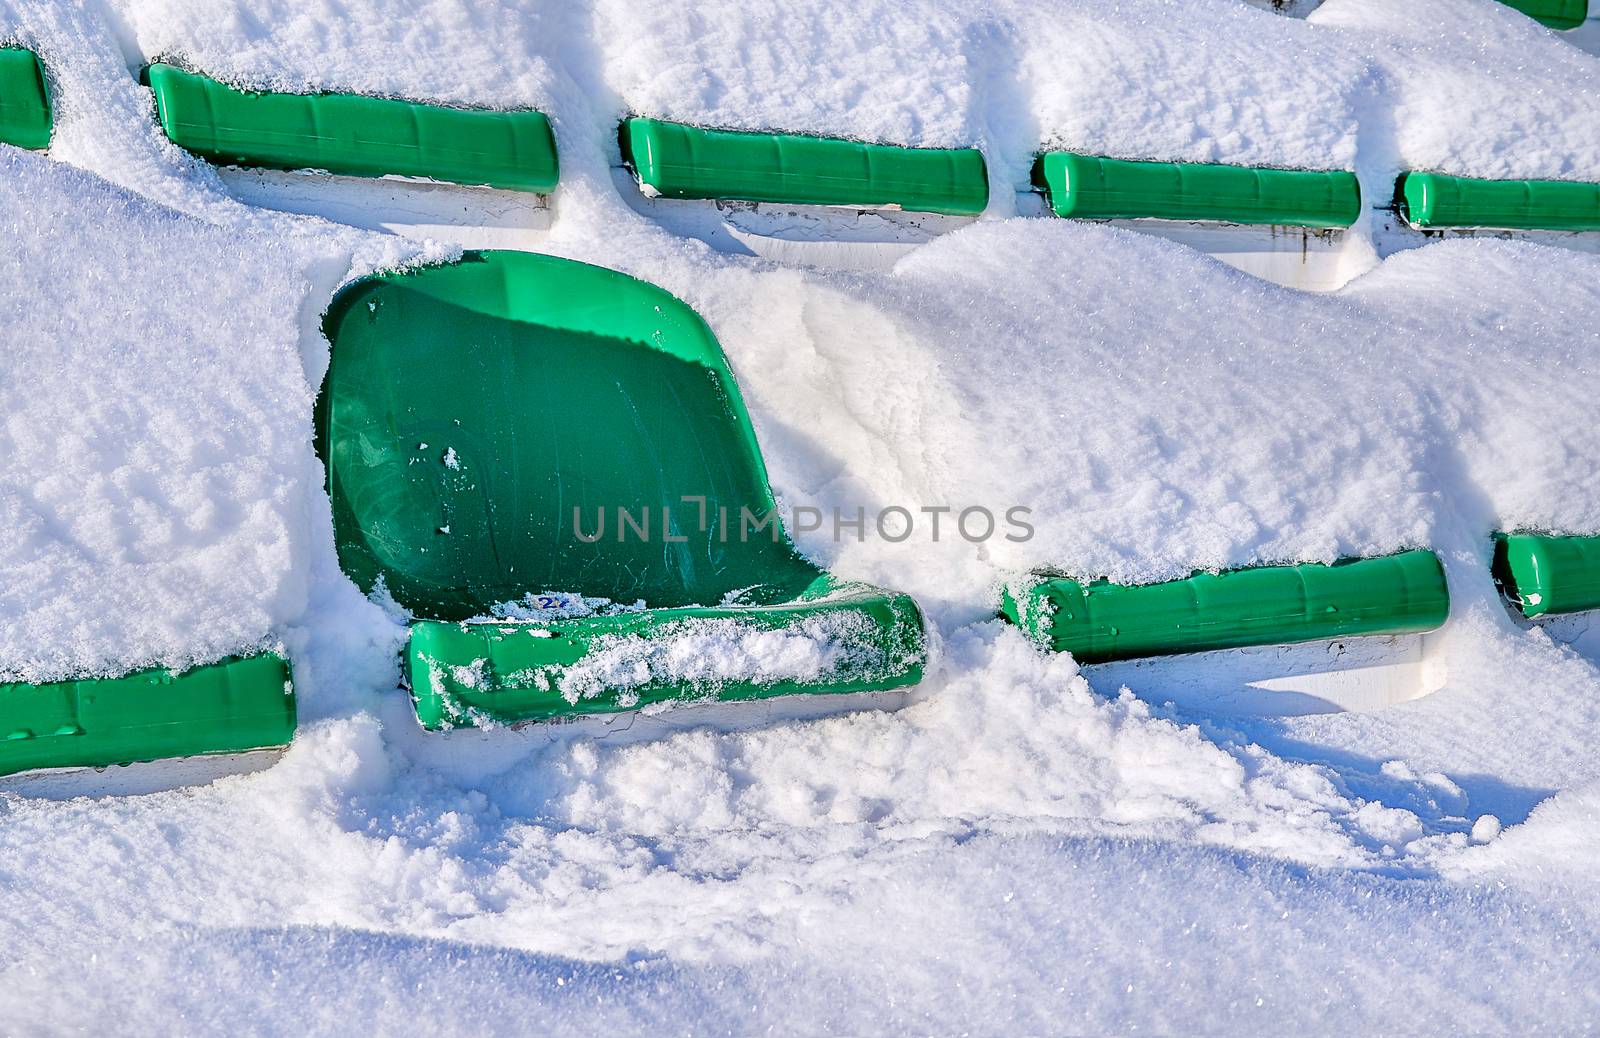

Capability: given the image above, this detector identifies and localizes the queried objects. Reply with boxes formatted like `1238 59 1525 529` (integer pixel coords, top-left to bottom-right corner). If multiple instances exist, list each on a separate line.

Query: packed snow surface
1313 0 1600 182
2 0 1600 1032
0 150 317 680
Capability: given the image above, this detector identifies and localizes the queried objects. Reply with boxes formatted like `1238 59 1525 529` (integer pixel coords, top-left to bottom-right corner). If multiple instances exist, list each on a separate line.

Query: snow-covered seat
1395 172 1600 231
619 117 988 215
1002 551 1449 662
317 250 926 728
1032 152 1360 229
145 63 559 194
0 654 296 777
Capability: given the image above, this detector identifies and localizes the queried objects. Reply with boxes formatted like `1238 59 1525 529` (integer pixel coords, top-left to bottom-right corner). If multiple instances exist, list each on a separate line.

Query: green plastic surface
1492 532 1600 618
409 575 925 728
1497 0 1588 29
146 63 558 193
1032 152 1361 228
1397 171 1600 231
318 251 927 725
319 250 822 618
0 47 51 150
620 117 988 216
0 653 296 777
1001 550 1449 663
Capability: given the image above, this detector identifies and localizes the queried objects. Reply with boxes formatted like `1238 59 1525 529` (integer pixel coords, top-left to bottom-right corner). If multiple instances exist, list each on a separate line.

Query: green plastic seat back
318 251 819 620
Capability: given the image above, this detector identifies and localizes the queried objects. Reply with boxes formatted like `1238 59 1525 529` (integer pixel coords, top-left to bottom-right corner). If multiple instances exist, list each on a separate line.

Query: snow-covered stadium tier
1032 151 1361 229
316 251 927 728
144 63 559 193
1493 533 1600 618
1000 551 1449 665
619 118 988 215
1397 171 1600 231
0 653 296 778
0 46 50 150
1498 0 1590 29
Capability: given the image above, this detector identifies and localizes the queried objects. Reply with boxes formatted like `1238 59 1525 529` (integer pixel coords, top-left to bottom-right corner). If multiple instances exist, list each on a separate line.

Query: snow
533 611 898 706
424 609 905 710
1313 0 1600 183
9 824 1600 1033
0 147 320 680
1019 0 1366 172
717 224 1600 610
594 0 976 148
116 0 565 112
2 0 1600 1031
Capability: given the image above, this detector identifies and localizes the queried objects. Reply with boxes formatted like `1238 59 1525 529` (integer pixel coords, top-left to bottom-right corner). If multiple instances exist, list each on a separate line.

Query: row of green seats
142 67 985 214
619 131 1600 234
144 73 988 215
8 531 1590 774
1001 532 1600 665
17 56 1600 235
1499 0 1589 30
9 56 567 191
1032 154 1600 234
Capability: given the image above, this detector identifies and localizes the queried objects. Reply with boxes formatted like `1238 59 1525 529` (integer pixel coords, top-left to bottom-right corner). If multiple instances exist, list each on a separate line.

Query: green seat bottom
0 653 296 777
1032 151 1361 229
0 47 51 151
1398 172 1600 231
408 575 926 729
1493 532 1600 618
1001 550 1449 664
